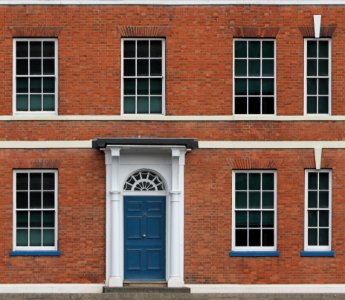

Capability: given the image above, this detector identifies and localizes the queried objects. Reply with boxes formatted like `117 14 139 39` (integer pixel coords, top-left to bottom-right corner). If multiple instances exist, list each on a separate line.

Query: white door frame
103 145 187 287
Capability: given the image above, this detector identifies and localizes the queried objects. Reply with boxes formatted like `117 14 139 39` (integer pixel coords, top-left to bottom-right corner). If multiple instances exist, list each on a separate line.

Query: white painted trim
5 115 345 121
3 0 345 5
186 284 345 294
0 284 103 293
0 141 92 148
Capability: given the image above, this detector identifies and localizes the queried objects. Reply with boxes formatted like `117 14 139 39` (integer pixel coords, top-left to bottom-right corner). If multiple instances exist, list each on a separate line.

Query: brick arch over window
124 170 165 191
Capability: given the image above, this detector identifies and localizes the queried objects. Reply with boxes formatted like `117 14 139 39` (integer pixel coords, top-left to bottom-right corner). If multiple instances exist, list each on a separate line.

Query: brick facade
0 2 343 286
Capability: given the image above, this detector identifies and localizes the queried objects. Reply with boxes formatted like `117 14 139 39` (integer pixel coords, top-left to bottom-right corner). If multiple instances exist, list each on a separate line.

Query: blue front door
124 196 166 281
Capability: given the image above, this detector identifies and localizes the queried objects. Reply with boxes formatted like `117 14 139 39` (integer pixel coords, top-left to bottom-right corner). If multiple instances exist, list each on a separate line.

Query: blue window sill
230 251 280 257
300 250 335 257
10 250 61 257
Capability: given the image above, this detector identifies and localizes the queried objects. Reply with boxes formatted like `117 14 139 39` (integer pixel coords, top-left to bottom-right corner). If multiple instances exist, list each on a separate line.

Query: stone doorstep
103 286 191 294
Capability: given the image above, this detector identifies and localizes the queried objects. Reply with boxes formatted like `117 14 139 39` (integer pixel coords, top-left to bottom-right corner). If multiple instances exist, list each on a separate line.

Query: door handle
142 234 146 238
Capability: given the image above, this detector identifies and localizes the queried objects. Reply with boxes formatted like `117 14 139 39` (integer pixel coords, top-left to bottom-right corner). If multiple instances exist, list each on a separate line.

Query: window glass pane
318 78 328 95
30 95 41 111
248 60 260 76
30 211 41 227
30 41 41 57
262 97 274 114
307 59 317 76
308 211 317 227
235 41 247 58
308 228 317 245
319 211 329 227
249 229 260 246
43 192 55 209
43 229 54 246
249 211 261 227
262 211 274 228
43 42 55 57
248 79 260 95
319 191 329 208
124 41 135 58
30 229 41 246
235 192 247 209
124 59 135 76
235 229 247 246
43 173 55 190
262 79 274 95
308 191 317 208
307 78 317 95
30 77 41 93
43 59 54 75
262 229 274 246
17 229 28 246
137 41 149 57
17 192 28 209
43 78 55 93
249 192 260 208
124 97 135 114
43 212 55 227
16 42 28 58
150 96 162 114
235 211 247 228
307 96 317 114
30 173 41 190
308 172 317 189
124 79 135 95
307 41 317 58
318 60 328 76
249 97 260 114
17 173 28 190
150 79 162 95
235 98 247 114
30 59 41 75
43 95 55 111
137 97 149 113
150 60 162 76
30 192 41 208
262 173 274 190
17 78 28 93
262 192 274 208
262 41 274 58
137 59 149 76
318 96 328 114
319 41 329 58
17 211 28 227
319 229 329 246
249 173 260 190
137 79 149 95
16 59 28 75
248 41 260 58
235 79 247 95
319 172 329 189
262 60 274 76
17 95 28 111
235 173 247 190
150 40 162 57
235 60 247 76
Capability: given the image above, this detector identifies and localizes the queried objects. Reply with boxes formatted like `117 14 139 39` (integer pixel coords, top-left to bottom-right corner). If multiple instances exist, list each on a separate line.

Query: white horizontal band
5 115 345 121
187 284 345 294
1 0 345 5
0 141 92 148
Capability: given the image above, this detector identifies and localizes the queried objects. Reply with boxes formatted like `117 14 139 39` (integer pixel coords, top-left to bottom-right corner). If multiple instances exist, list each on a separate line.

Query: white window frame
233 39 277 116
121 38 166 115
232 170 277 252
13 170 58 251
13 38 58 115
304 169 332 251
304 38 331 115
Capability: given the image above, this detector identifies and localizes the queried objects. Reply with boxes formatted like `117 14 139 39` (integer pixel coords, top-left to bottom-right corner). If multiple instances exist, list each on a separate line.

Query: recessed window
14 39 58 114
232 171 276 251
305 39 331 114
305 170 331 251
14 170 58 250
234 40 275 115
122 39 165 114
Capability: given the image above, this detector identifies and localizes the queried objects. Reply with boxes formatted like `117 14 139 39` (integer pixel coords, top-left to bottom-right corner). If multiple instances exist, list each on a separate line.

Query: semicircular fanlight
124 170 165 191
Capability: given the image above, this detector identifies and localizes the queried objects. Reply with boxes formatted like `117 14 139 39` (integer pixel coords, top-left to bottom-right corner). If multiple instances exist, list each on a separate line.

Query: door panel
124 196 166 281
